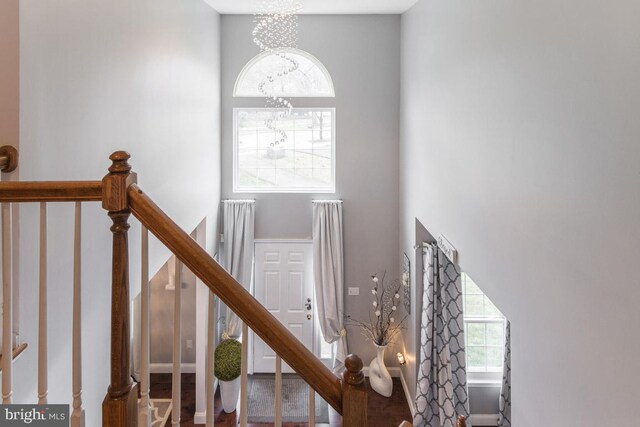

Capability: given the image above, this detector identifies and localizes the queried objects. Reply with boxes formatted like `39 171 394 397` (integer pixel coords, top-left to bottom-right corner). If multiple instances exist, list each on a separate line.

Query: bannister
127 182 346 414
0 148 369 426
0 181 102 202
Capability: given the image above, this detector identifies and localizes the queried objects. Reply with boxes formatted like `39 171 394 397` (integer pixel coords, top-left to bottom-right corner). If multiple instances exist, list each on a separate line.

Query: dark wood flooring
150 373 412 426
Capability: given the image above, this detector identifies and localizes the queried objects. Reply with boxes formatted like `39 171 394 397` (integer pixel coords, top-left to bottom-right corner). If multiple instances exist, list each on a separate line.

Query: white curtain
414 243 471 427
221 200 255 339
312 201 347 366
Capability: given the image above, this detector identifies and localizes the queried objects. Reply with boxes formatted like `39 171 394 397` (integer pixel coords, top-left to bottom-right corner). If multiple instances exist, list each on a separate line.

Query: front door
253 241 314 373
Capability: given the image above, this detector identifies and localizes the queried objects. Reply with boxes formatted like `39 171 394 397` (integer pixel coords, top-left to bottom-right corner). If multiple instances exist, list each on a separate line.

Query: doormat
247 374 330 423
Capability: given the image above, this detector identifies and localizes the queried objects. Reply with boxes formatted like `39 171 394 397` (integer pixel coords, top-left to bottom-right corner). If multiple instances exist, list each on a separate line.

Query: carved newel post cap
343 354 365 386
108 151 131 173
0 145 18 173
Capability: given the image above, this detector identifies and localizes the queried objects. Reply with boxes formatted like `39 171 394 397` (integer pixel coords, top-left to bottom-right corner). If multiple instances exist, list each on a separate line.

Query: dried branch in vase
346 272 408 346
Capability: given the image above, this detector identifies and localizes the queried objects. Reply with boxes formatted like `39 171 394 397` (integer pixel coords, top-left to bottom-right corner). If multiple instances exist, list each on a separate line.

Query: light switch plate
348 287 360 296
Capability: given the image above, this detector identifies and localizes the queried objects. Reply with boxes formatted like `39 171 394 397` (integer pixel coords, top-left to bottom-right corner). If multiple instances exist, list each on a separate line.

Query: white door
253 241 314 373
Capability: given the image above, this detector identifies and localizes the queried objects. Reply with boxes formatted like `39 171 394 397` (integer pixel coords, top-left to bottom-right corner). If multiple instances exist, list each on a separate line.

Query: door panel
253 242 314 373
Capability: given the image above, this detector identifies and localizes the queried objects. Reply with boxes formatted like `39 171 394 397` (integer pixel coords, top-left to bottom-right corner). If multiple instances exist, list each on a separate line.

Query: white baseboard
193 412 206 424
193 379 218 425
469 414 499 426
398 367 416 418
150 363 197 374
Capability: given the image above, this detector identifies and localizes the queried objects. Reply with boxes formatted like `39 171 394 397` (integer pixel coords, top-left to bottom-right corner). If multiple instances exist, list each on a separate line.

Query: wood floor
150 373 413 426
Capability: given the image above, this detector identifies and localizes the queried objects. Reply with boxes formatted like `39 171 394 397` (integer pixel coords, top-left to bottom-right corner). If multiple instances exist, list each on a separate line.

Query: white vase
220 377 241 413
369 344 393 397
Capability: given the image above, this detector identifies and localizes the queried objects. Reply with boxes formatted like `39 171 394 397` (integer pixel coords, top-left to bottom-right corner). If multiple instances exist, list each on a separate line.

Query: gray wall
149 257 198 365
400 0 640 425
17 1 221 425
221 15 401 363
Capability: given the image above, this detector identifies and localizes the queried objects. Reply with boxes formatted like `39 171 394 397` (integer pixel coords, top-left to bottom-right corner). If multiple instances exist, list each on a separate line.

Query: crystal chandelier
253 0 303 148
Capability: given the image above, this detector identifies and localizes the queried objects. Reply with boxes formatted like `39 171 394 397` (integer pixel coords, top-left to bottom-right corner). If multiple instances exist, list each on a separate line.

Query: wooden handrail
0 181 103 202
127 183 345 414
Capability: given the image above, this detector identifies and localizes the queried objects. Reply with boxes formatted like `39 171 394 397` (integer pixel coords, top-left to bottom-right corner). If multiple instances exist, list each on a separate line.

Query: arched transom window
234 48 335 98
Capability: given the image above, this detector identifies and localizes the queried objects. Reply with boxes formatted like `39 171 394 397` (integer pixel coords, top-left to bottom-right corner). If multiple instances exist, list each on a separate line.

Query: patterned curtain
498 321 511 426
414 244 471 427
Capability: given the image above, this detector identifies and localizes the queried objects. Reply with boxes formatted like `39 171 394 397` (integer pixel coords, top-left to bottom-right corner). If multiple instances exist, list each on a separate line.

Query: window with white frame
462 273 506 383
233 108 335 193
233 49 336 194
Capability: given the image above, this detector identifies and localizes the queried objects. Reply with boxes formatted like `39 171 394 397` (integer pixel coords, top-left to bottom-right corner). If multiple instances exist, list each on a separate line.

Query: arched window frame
233 48 336 98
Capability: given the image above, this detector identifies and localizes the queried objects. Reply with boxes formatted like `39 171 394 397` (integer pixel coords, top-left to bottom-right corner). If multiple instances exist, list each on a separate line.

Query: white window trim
233 107 337 194
233 48 336 98
465 316 506 384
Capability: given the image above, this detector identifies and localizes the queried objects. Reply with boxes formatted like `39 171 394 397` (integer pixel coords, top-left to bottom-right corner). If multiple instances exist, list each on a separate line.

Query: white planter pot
369 344 393 397
220 377 241 413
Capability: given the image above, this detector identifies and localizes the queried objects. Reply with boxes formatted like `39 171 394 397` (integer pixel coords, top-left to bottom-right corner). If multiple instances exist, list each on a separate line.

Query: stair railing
0 148 369 426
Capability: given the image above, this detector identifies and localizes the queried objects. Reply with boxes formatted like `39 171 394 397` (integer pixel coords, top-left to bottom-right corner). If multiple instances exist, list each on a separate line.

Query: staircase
0 147 369 426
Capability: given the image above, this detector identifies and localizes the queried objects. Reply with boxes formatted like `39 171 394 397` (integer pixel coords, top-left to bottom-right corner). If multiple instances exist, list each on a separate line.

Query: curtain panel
498 321 512 426
221 200 255 339
414 244 471 427
312 201 347 366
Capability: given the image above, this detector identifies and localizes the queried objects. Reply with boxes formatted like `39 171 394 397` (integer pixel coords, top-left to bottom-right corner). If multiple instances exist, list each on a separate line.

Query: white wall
221 15 401 364
400 0 640 424
16 1 221 425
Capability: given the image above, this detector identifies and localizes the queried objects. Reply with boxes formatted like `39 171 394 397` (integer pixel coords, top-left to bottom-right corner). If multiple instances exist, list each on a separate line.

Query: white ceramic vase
369 344 393 397
220 377 241 413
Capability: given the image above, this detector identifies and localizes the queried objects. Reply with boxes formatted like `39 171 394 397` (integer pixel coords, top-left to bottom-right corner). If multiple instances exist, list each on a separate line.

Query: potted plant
214 338 242 413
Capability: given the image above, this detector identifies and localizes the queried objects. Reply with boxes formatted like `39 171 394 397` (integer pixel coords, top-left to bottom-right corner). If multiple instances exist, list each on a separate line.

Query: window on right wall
462 272 506 383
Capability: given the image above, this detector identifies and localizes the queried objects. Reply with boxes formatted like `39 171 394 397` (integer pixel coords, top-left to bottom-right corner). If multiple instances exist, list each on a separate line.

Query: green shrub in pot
214 338 241 381
215 338 242 412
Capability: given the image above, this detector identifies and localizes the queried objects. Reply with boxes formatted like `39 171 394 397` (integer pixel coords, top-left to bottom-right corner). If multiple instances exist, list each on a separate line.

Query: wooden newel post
102 152 138 427
342 354 368 427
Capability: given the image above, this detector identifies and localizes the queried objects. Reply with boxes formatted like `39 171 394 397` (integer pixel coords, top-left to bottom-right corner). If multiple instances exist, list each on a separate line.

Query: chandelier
253 0 303 148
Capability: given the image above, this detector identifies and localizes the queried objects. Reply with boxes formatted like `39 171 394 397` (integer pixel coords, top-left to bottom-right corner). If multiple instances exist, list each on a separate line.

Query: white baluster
239 322 248 427
71 202 85 427
139 226 152 426
275 355 282 427
2 202 13 404
38 203 48 404
171 258 182 426
309 385 316 426
205 292 215 427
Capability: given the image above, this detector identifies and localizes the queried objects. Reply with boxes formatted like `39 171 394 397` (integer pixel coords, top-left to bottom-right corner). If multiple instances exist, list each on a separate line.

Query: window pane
487 347 504 368
486 323 504 346
484 299 503 317
465 294 484 316
467 346 486 369
462 272 507 376
466 322 486 346
235 108 335 193
464 275 483 294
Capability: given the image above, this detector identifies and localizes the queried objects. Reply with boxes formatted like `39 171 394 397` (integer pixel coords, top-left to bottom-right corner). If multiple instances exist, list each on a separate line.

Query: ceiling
203 0 419 15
